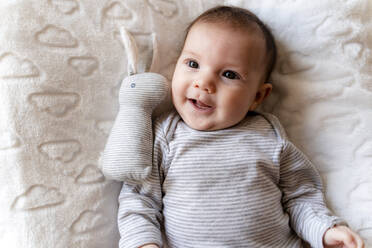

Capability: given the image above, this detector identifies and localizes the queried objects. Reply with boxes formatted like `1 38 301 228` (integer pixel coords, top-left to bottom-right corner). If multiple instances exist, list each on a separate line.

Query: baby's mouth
188 98 214 111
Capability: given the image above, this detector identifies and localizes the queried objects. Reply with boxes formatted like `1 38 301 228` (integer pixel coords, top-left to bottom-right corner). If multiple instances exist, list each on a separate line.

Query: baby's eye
187 60 199 69
222 71 240 79
223 70 240 80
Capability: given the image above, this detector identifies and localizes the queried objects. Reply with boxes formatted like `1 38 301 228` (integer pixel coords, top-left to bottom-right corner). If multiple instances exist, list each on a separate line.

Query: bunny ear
149 32 161 73
119 27 138 76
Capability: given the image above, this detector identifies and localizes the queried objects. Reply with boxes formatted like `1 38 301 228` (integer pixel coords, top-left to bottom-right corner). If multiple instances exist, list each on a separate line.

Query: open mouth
188 98 214 112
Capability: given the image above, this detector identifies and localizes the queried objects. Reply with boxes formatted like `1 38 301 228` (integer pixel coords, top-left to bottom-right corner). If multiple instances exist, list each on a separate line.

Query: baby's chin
179 113 215 131
183 116 230 131
187 121 216 131
183 112 247 131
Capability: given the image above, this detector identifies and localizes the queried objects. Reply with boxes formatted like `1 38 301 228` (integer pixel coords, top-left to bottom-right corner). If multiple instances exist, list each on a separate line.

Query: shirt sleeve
279 139 347 248
117 121 168 248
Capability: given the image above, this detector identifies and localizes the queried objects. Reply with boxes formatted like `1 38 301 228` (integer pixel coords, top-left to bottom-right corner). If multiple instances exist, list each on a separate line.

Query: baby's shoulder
244 111 288 143
153 108 181 140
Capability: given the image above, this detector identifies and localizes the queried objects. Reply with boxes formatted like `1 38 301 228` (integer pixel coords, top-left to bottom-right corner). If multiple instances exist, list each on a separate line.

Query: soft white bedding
0 0 371 247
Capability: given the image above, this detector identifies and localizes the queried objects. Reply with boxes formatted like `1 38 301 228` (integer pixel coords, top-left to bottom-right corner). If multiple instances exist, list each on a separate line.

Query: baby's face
171 22 271 131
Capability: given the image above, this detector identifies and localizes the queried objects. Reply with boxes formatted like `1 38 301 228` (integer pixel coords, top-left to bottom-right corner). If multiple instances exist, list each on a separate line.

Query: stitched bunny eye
187 60 199 69
223 70 240 80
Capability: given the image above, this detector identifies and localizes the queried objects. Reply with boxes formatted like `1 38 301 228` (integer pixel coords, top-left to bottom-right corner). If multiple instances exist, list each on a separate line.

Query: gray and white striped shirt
116 110 345 248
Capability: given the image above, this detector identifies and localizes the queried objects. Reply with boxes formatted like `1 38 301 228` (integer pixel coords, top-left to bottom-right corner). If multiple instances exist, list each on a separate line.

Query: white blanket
0 0 371 247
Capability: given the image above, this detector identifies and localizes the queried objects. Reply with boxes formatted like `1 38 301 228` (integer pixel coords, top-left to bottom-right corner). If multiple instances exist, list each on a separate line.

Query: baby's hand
323 225 364 248
139 244 160 248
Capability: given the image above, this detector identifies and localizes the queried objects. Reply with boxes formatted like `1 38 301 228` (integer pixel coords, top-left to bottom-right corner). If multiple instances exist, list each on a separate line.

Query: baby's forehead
182 7 277 82
191 21 267 53
191 20 266 45
185 21 268 70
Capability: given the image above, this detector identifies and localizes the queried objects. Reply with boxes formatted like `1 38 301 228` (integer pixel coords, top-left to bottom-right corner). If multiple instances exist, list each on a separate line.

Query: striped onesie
116 110 345 248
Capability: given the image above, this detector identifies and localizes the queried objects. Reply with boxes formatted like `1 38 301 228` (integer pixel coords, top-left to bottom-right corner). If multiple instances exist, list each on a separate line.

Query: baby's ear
249 83 272 111
259 82 273 100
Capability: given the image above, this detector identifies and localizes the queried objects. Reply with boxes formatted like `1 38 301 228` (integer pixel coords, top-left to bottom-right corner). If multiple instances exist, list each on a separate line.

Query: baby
104 6 364 248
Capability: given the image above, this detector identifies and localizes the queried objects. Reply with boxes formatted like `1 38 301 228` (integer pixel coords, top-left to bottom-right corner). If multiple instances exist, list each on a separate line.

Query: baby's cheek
170 82 180 98
171 85 181 102
230 97 252 118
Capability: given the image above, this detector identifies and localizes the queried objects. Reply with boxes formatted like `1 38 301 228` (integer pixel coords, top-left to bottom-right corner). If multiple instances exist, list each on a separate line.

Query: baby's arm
279 139 363 248
116 121 166 248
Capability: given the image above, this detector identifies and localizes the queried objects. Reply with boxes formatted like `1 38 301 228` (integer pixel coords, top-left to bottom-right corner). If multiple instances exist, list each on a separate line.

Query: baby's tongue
196 100 210 108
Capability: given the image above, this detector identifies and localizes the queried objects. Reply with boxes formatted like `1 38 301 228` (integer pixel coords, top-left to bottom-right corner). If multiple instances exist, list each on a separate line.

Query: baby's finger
344 228 364 248
332 228 356 248
343 235 356 248
352 232 364 248
348 228 364 248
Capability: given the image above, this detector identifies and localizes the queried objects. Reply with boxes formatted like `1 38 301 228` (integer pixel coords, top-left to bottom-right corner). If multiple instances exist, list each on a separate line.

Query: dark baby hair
185 6 277 83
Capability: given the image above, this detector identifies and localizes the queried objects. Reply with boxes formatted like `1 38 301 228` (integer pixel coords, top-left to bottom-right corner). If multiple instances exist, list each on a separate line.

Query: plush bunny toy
102 27 171 184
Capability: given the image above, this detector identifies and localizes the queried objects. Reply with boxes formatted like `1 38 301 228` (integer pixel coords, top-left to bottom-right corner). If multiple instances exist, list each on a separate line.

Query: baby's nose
193 78 216 94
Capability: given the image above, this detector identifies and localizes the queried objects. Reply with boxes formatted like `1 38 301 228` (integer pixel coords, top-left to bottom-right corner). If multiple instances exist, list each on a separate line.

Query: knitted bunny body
102 28 170 183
